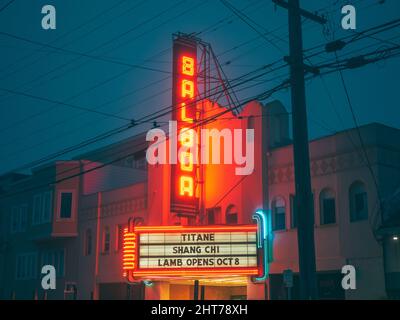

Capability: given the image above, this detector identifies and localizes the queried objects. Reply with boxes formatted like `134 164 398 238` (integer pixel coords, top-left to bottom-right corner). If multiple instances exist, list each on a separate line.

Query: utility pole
273 0 326 299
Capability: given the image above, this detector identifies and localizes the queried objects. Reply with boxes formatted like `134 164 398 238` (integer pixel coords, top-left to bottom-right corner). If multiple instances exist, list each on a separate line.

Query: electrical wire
3 44 397 199
0 82 287 199
3 38 400 175
2 62 289 172
334 51 385 224
0 31 172 74
0 0 396 175
0 0 134 75
0 0 268 139
219 0 286 54
0 0 14 13
0 42 287 152
0 0 348 144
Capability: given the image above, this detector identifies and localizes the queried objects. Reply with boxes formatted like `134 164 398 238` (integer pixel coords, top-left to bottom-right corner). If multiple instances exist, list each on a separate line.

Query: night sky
0 0 399 175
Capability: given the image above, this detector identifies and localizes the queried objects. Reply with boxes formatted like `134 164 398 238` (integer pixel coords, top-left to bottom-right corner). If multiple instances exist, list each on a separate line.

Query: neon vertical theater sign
170 36 199 214
123 211 273 281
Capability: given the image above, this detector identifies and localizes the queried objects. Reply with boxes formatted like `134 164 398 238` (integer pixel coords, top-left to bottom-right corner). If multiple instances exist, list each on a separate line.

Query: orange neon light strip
122 228 136 271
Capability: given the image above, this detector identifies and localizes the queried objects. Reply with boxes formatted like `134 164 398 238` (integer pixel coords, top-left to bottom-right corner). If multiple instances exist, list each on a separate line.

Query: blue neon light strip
252 209 273 281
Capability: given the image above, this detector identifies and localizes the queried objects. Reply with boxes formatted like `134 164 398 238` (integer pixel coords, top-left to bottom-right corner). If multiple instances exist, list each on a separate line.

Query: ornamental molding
79 196 147 221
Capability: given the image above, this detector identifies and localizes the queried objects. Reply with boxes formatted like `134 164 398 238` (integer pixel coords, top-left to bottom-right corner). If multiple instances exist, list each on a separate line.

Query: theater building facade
1 98 400 300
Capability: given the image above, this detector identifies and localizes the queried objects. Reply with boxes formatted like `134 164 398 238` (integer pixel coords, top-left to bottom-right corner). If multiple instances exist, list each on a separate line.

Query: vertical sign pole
288 0 318 299
126 284 131 300
194 280 199 300
273 0 326 300
200 285 205 300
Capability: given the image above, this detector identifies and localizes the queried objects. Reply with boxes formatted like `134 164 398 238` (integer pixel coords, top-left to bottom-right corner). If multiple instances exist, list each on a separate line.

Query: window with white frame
41 250 65 278
42 191 52 223
15 253 37 280
33 194 42 225
11 205 28 233
20 205 28 231
32 191 53 225
11 207 19 233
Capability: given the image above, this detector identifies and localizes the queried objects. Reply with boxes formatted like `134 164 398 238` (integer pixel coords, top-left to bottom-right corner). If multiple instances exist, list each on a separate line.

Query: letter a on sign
341 5 356 30
41 5 56 30
341 265 356 290
41 265 56 290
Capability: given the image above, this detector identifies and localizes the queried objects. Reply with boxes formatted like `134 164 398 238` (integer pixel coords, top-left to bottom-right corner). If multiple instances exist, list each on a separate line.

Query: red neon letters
170 38 198 214
178 55 195 198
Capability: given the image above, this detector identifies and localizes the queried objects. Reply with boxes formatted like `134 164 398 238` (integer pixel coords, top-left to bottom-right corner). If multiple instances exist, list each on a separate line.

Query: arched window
226 205 238 224
349 181 368 222
272 196 286 231
319 188 336 225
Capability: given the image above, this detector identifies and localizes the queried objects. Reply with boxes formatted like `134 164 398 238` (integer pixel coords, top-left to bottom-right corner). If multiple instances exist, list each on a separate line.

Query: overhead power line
0 41 287 152
0 0 15 13
42 62 374 187
1 1 398 175
335 51 385 222
3 36 399 173
0 0 135 75
2 42 396 199
0 87 132 122
2 37 396 165
0 0 190 105
0 0 278 139
0 82 287 199
0 31 171 74
2 61 288 172
219 0 285 54
0 0 353 145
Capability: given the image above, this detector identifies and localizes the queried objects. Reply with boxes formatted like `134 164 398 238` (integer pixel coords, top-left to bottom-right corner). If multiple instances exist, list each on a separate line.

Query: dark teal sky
0 0 399 175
